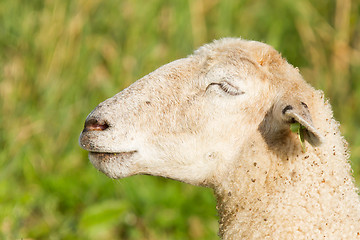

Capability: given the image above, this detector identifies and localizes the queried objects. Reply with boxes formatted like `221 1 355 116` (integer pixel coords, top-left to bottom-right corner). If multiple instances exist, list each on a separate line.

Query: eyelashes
206 81 245 96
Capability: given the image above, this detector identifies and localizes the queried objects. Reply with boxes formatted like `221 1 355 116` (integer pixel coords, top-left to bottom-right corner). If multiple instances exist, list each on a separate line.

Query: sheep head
79 38 323 187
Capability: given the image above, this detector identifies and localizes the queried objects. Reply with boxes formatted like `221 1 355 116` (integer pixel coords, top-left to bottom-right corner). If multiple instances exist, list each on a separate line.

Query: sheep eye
207 81 244 96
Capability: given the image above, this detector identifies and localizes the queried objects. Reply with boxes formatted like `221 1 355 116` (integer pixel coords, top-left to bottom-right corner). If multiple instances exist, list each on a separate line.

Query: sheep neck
212 140 360 239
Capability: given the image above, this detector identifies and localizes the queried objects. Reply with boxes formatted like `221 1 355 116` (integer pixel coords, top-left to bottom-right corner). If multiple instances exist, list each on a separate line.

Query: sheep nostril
84 119 109 132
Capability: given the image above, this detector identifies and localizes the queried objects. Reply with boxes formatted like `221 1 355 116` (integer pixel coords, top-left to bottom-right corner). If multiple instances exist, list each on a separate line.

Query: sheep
79 38 360 239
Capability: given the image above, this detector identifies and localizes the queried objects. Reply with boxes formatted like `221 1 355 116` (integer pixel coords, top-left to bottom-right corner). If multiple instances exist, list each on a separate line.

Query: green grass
0 0 359 239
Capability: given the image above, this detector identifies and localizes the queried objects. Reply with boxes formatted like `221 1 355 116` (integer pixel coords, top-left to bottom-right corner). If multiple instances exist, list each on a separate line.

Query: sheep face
79 38 321 187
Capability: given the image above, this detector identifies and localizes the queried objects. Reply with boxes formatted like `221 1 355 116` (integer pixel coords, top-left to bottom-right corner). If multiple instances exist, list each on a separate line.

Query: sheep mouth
89 151 137 161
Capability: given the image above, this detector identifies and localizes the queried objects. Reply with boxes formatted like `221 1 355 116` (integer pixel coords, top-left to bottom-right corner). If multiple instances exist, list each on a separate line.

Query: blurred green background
1 0 359 239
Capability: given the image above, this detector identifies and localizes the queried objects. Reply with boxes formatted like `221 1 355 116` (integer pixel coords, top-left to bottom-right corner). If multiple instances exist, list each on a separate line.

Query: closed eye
206 81 245 96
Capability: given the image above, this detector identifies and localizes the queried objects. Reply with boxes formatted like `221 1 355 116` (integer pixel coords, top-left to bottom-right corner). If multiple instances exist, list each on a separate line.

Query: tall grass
0 0 359 239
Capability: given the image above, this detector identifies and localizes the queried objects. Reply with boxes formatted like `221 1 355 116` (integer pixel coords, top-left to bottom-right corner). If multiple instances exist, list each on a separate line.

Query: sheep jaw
88 151 138 179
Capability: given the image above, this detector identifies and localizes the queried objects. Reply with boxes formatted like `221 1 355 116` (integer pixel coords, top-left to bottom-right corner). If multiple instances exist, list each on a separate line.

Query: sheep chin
88 151 137 179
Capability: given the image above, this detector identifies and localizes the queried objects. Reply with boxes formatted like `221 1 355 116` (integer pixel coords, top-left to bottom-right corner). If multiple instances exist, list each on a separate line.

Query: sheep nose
83 118 109 132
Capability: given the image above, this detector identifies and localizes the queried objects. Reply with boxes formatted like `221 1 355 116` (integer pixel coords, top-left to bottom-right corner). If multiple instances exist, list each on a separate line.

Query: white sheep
79 38 360 239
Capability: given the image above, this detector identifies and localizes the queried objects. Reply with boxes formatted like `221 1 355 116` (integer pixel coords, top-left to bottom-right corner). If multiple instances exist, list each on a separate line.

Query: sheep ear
281 102 322 147
259 101 323 150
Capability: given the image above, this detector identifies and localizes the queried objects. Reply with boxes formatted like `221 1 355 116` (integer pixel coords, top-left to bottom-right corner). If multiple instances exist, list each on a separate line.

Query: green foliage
0 0 359 239
290 122 306 152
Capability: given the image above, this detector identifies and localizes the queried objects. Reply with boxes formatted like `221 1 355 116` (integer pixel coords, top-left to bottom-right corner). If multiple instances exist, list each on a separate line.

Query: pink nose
83 118 109 132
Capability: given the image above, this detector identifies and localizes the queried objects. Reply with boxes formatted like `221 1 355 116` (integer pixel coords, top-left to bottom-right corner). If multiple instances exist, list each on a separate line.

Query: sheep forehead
133 39 299 98
194 38 301 86
195 38 283 67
